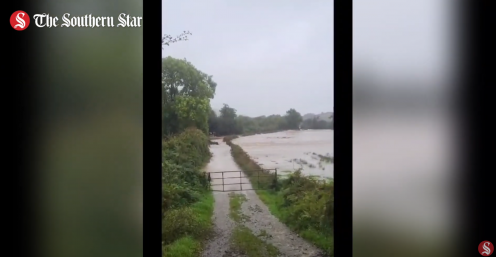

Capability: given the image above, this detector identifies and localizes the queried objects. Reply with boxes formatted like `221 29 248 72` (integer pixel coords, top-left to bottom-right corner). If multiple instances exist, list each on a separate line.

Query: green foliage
228 193 250 223
163 207 202 244
301 116 333 130
278 170 333 232
161 57 217 256
210 104 243 136
162 57 216 136
210 107 331 136
207 108 218 135
162 128 214 256
175 96 210 133
284 108 303 130
236 114 287 135
231 226 280 257
163 236 201 257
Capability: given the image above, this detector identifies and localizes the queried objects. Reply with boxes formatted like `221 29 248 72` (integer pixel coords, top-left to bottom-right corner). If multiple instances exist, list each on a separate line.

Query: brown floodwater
232 130 333 178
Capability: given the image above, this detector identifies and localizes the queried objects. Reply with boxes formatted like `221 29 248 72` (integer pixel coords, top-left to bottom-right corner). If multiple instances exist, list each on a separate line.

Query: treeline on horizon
208 105 333 136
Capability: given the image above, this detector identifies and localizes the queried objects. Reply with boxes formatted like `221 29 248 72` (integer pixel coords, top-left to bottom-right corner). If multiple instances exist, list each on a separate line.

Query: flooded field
232 130 333 178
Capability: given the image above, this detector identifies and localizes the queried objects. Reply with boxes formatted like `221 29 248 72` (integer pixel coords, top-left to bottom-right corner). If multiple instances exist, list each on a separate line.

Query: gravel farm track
201 139 326 257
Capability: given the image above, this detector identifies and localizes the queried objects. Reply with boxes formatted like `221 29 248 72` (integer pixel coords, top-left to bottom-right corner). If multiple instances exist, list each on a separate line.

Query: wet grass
191 191 215 226
163 192 214 257
228 193 280 257
231 226 280 257
228 193 250 223
257 190 334 256
163 236 201 257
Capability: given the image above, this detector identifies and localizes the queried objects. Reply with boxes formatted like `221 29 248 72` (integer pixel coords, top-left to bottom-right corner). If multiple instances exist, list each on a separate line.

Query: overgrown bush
279 170 333 232
162 128 213 249
162 206 212 246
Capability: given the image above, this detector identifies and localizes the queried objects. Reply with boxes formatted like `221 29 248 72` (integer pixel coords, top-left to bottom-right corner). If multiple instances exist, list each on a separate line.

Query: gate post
240 171 242 190
257 170 260 189
274 169 278 190
222 172 224 192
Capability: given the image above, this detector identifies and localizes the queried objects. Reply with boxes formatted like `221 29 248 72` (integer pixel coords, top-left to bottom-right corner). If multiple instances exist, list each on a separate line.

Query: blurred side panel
31 1 144 257
353 0 465 257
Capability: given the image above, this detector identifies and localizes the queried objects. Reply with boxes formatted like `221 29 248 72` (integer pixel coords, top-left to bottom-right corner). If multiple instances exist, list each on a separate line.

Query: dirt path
202 139 325 257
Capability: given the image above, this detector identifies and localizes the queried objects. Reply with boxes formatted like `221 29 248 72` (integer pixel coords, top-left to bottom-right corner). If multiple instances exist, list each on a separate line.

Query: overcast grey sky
162 0 333 117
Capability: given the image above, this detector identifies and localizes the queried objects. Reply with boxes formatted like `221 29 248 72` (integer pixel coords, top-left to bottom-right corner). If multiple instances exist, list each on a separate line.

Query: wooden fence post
273 169 278 189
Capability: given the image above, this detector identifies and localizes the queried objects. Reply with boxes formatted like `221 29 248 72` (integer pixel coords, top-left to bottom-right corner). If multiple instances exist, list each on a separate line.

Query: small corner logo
479 241 494 256
10 10 30 31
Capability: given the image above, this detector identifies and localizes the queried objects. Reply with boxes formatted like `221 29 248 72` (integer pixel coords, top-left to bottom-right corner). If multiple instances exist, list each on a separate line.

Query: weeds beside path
163 192 214 257
228 193 280 257
162 129 216 257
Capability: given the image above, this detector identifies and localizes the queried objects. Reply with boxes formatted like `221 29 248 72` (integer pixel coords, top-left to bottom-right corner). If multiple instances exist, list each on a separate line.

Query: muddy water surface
232 130 333 178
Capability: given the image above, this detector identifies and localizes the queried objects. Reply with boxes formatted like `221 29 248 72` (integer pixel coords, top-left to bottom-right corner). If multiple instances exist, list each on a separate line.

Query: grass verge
228 192 280 257
257 190 333 255
224 136 334 257
229 193 250 223
163 236 201 257
163 191 214 257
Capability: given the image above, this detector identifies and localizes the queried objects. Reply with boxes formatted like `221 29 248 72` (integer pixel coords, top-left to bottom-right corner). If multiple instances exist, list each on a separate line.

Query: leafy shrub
163 207 201 244
162 128 211 213
162 128 213 250
278 170 333 234
163 236 201 257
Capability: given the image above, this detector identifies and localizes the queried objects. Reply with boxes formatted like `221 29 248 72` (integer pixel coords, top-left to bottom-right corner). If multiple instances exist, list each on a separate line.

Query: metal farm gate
206 169 278 192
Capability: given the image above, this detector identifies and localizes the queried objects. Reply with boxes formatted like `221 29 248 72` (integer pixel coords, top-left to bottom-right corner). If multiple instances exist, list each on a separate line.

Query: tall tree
208 108 219 135
162 57 216 136
217 104 241 135
284 108 303 130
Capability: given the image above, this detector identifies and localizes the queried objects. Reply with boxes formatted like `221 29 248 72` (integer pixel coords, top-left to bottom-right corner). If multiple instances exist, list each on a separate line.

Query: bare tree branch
162 31 192 48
